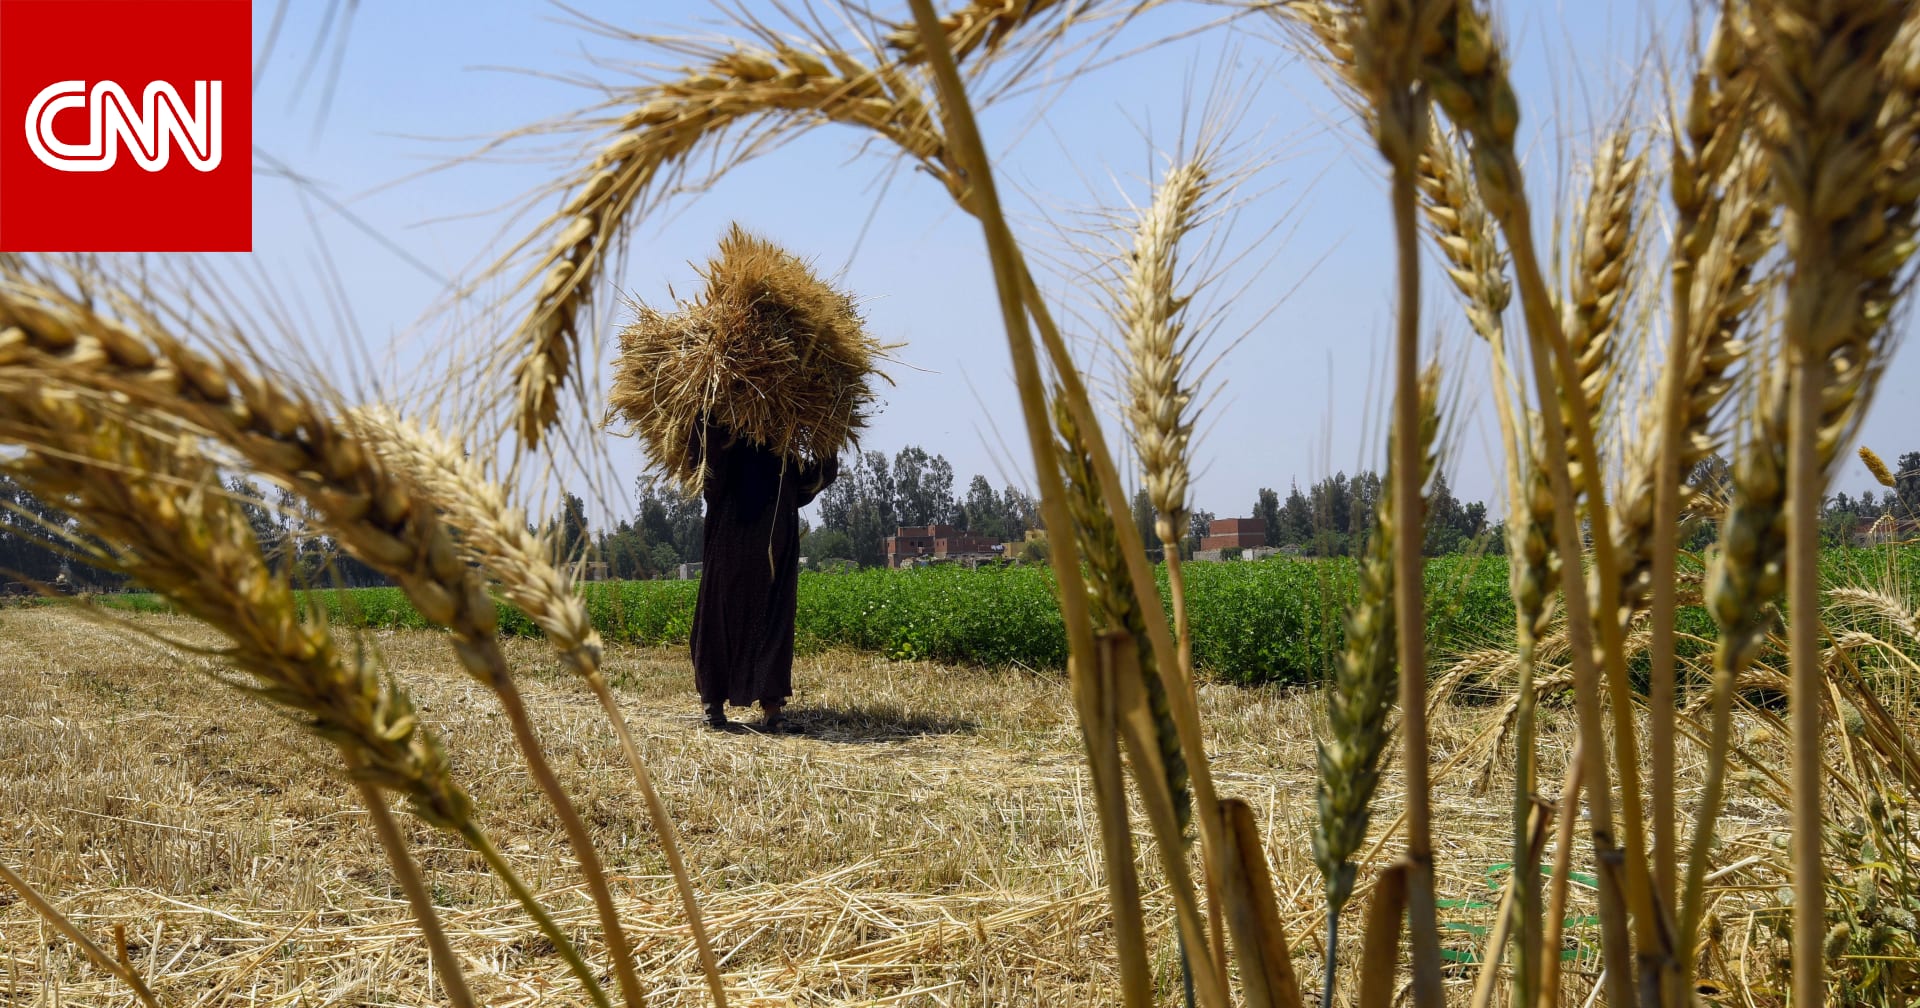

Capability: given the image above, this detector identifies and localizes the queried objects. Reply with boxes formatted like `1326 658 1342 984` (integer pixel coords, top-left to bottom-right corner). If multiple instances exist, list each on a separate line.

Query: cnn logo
0 0 250 251
26 80 224 173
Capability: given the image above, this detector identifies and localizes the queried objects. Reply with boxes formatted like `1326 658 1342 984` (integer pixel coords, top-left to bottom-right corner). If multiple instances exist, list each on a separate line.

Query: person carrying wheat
606 223 887 735
687 417 838 732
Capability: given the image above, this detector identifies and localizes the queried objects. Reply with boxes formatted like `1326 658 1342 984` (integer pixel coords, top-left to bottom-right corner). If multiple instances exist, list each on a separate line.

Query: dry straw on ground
606 224 889 488
4 606 1742 1006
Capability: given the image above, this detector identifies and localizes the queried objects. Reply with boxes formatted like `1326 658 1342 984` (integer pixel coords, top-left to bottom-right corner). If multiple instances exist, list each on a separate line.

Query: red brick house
885 524 1004 567
1200 517 1266 552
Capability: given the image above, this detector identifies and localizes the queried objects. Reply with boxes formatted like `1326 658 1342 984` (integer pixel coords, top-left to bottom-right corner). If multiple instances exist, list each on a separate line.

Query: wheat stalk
1619 24 1776 999
1608 27 1775 989
1343 0 1454 1001
1419 6 1665 997
1313 364 1437 1006
1053 388 1191 837
893 6 1163 1005
350 406 730 1008
1051 385 1222 1006
1743 6 1920 1004
1288 28 1556 993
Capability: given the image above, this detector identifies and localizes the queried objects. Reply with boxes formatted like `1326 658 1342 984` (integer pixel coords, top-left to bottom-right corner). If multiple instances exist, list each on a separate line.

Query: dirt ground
0 606 1787 1006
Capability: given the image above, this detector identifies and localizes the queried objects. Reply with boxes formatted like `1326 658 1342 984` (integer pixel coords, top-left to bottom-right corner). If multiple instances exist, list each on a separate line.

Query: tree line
1229 469 1490 558
7 449 1916 591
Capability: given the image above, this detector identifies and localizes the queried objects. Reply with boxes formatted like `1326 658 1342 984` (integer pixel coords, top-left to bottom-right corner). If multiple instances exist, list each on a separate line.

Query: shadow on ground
780 704 976 743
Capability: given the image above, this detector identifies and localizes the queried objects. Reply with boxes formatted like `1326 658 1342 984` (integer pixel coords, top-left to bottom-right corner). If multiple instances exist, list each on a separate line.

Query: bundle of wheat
607 223 888 487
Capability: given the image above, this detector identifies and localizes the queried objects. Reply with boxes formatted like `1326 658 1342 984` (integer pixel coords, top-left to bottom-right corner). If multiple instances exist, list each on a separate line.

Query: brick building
885 524 1004 567
1200 517 1267 552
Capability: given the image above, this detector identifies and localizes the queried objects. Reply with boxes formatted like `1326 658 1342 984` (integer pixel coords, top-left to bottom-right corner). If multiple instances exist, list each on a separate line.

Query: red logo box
0 0 251 251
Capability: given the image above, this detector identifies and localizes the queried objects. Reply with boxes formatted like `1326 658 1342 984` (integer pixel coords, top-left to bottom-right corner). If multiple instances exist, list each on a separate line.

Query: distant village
871 516 1280 571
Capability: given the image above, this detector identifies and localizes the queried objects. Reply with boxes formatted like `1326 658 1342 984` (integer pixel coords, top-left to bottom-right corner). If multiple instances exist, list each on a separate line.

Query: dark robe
689 425 837 708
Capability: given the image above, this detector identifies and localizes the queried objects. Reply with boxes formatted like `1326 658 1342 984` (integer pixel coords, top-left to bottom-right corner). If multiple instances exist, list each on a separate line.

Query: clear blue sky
242 0 1917 526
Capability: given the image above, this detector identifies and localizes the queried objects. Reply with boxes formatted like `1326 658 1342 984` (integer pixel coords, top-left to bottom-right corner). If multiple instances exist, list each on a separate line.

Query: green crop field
89 547 1918 685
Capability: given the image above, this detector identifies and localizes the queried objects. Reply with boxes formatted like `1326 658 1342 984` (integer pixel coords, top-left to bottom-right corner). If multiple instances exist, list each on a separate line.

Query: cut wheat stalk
0 859 164 1008
1744 5 1920 1005
1221 798 1305 1008
1356 861 1408 1008
1535 738 1586 1008
897 5 1154 1007
350 406 729 1008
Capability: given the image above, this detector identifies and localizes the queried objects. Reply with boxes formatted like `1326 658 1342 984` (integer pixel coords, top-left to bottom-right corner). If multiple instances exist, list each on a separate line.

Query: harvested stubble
607 225 888 487
0 605 1740 1006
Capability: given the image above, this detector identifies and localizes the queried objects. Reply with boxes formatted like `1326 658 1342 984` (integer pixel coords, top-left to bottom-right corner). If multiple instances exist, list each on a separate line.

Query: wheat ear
884 0 1070 63
0 391 480 1008
1747 7 1920 1004
1561 128 1643 501
0 288 644 1008
1314 364 1438 1006
1118 155 1212 737
1860 445 1897 488
350 407 729 1008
